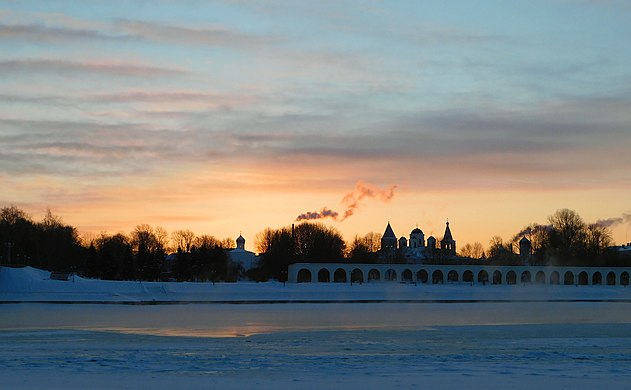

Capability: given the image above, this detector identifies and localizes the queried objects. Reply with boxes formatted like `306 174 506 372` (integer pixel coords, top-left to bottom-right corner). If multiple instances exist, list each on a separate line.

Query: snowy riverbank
4 266 631 389
3 266 631 303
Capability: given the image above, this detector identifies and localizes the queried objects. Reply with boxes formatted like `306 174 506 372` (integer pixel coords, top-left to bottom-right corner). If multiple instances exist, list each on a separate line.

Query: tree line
0 205 627 282
465 209 620 266
0 206 236 281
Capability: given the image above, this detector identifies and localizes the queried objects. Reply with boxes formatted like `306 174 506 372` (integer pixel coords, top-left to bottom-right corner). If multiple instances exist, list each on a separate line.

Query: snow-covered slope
2 265 631 303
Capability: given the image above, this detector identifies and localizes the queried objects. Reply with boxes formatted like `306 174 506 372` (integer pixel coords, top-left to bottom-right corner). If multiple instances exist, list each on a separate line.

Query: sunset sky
1 1 631 250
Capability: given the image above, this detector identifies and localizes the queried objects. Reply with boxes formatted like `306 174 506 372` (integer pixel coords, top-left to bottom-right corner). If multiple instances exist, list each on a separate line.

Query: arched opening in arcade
385 269 397 281
564 271 574 285
492 270 502 285
447 270 459 283
417 269 428 283
463 270 473 283
592 272 602 285
506 271 517 285
622 272 629 286
578 271 588 285
351 268 364 284
607 272 616 285
432 270 444 284
368 269 380 282
402 269 413 282
535 271 546 284
478 270 489 284
318 268 330 282
521 271 531 283
550 271 560 285
297 269 312 283
334 268 346 283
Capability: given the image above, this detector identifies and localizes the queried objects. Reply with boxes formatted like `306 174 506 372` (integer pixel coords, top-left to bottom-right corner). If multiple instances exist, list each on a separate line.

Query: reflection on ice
97 325 278 338
3 301 631 336
3 301 631 388
3 322 631 389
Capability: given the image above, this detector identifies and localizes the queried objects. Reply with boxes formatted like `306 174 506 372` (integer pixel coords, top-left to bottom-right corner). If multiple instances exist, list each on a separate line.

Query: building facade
379 221 456 261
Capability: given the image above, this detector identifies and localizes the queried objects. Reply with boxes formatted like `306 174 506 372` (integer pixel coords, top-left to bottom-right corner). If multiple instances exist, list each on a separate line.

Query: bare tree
585 223 612 259
171 229 196 253
548 208 587 262
255 227 276 254
459 242 485 259
0 205 31 225
487 236 504 258
221 237 235 249
154 226 170 253
41 208 64 230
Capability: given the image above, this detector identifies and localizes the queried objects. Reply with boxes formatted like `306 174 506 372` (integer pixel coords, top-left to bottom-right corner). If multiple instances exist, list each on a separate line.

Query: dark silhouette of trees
347 232 380 262
585 223 612 261
171 234 233 282
293 222 345 263
253 222 345 281
2 204 627 281
0 205 237 281
255 226 294 281
131 224 167 280
547 209 587 264
507 209 616 266
487 236 513 259
0 206 84 272
90 233 134 280
458 242 485 259
171 229 196 253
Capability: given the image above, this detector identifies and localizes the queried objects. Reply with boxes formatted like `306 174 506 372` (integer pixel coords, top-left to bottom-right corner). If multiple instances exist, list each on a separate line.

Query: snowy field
3 266 631 303
3 267 631 389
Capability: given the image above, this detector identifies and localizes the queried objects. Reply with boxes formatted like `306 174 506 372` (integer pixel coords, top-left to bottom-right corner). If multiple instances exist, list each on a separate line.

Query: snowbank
2 265 631 303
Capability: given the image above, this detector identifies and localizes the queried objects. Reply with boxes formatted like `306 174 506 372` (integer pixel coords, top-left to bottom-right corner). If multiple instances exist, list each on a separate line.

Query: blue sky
1 0 630 246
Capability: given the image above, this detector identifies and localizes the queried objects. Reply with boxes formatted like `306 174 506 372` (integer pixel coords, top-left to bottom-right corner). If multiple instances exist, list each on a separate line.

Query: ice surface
2 314 631 389
3 266 631 388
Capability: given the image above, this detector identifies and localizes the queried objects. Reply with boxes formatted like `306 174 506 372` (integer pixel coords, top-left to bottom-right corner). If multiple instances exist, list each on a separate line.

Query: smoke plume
514 224 552 238
295 207 339 222
595 212 631 228
340 181 397 221
294 181 397 222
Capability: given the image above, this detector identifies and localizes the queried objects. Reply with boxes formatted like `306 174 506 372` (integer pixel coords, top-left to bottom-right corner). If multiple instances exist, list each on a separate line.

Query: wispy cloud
0 23 130 42
0 59 186 77
115 19 279 48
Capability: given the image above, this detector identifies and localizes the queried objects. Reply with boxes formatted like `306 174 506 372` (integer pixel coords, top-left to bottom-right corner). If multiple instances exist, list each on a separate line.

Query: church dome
411 227 423 235
236 234 246 250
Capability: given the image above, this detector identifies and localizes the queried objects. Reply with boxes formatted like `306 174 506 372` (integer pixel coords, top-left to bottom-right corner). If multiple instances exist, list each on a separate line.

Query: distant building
227 234 258 271
609 243 631 261
440 221 456 257
379 220 456 262
614 243 631 253
519 237 532 257
381 223 397 250
409 227 425 248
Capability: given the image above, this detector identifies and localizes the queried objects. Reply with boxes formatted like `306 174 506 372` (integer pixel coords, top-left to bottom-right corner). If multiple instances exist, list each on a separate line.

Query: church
380 221 457 261
227 234 258 271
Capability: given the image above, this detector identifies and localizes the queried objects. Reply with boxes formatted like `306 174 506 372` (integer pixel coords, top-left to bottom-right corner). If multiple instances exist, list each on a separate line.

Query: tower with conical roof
519 236 531 259
236 234 246 250
440 221 456 256
381 222 397 250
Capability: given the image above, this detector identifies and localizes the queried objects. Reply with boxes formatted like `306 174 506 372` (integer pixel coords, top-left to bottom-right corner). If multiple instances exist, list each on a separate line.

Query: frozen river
2 301 631 389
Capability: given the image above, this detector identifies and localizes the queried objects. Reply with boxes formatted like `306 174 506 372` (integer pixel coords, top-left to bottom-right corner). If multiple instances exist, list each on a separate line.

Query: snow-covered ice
3 266 631 389
3 266 631 303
